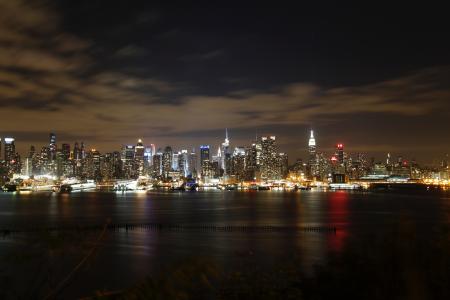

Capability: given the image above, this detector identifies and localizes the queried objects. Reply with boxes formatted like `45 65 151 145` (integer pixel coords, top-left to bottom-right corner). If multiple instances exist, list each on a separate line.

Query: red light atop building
337 143 344 149
331 156 338 162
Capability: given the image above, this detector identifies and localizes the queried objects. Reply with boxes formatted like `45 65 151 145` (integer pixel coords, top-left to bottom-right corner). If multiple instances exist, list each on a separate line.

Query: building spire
308 129 316 147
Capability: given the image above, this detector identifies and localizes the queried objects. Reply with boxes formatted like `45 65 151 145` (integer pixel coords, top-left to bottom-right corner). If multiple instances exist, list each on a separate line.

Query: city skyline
1 128 449 166
0 2 449 162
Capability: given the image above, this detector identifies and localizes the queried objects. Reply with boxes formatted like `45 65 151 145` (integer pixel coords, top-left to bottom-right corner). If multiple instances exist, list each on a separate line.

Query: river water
0 189 448 298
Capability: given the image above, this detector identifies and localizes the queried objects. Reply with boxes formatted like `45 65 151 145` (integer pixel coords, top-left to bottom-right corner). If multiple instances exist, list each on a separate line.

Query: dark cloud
0 1 449 162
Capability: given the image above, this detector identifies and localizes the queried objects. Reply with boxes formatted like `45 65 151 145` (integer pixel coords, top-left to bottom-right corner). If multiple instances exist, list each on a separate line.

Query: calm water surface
0 190 448 298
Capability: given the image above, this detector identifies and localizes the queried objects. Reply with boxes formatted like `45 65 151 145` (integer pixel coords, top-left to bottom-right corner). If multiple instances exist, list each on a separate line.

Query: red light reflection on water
327 191 349 253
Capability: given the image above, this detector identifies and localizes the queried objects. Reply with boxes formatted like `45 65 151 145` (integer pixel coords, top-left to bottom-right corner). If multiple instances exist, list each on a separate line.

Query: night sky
0 1 449 163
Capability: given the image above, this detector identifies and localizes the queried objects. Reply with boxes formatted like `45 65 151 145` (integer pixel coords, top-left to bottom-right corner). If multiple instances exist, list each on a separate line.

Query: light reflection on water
0 190 448 297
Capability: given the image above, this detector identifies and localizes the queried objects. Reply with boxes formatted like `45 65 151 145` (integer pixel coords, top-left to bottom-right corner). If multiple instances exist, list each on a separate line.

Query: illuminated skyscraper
86 149 101 180
188 148 197 178
308 130 318 178
221 129 231 176
162 146 173 178
135 139 145 175
337 143 344 165
230 147 246 181
200 145 212 178
178 149 189 177
4 137 15 166
122 145 135 178
260 136 280 180
144 147 153 174
49 133 57 161
172 151 180 171
4 137 20 174
245 143 259 180
152 149 163 176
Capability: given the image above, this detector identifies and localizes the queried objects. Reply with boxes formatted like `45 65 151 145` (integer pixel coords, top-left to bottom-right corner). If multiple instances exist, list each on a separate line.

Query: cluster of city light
1 130 449 192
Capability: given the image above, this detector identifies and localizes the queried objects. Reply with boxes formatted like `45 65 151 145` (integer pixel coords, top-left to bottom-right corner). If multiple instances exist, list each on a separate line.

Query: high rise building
112 151 122 178
278 152 289 178
152 149 163 176
221 129 231 176
4 138 20 174
122 145 135 178
172 151 180 171
178 149 189 177
49 133 57 161
244 143 259 181
308 130 317 178
144 147 153 174
337 143 344 165
200 145 212 178
260 136 280 180
4 137 15 166
188 148 197 178
135 139 145 176
61 143 71 177
86 149 101 180
230 147 246 181
162 146 173 178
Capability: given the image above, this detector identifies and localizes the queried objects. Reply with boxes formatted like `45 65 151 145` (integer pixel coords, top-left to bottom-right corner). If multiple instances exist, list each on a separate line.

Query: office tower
188 149 197 178
152 149 163 176
221 129 231 176
178 149 189 177
162 146 173 178
80 142 86 159
135 139 145 176
100 153 113 180
49 133 57 161
337 143 344 165
4 137 15 166
73 142 83 177
308 130 317 178
86 149 101 180
278 152 289 178
28 145 38 175
122 145 135 179
112 151 122 178
230 147 246 181
212 146 223 177
4 138 20 174
244 143 259 181
260 136 280 180
200 145 211 177
60 143 71 177
144 147 153 174
172 151 180 171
